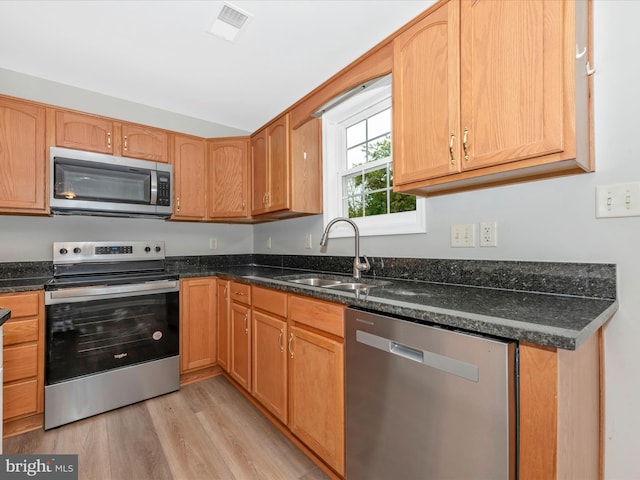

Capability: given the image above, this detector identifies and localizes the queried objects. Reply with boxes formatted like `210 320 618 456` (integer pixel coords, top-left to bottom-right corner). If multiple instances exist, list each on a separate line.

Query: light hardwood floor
3 376 329 480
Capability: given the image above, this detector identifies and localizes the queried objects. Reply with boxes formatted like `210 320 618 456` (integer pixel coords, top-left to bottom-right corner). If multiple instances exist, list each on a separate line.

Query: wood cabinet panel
3 318 39 346
0 292 40 319
216 280 230 372
252 311 287 423
0 96 47 213
230 302 251 391
229 281 251 306
289 295 345 338
121 123 168 163
55 110 113 154
4 344 38 383
290 118 323 214
208 137 250 219
171 134 207 220
266 115 290 213
393 1 460 184
252 286 287 318
251 128 269 216
3 379 38 420
180 278 217 373
288 324 345 475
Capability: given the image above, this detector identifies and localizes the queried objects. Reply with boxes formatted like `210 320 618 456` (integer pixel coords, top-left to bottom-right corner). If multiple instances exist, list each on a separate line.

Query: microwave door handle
150 170 158 205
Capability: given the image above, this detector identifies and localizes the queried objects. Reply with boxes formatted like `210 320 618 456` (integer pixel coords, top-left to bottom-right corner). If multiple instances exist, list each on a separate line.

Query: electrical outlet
596 182 640 218
209 237 218 250
305 233 312 249
451 224 475 247
480 222 497 247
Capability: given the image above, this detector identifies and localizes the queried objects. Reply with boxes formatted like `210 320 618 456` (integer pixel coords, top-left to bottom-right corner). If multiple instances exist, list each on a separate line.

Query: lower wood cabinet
252 287 288 424
216 279 231 372
179 278 217 373
0 291 44 426
229 282 252 391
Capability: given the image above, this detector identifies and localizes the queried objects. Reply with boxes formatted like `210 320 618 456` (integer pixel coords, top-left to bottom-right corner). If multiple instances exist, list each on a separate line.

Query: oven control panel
53 241 166 264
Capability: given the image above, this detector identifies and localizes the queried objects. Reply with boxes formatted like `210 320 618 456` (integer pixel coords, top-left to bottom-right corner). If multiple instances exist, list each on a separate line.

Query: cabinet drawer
4 379 38 419
0 292 39 319
253 286 287 317
4 344 38 382
3 318 39 346
288 295 345 338
230 282 252 305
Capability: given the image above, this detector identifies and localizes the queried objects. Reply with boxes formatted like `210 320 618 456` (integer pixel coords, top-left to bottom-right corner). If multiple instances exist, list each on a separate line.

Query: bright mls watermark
0 455 77 480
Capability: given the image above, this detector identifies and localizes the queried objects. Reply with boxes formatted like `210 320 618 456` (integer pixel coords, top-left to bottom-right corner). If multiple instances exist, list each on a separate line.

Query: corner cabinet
0 96 47 214
171 134 207 220
251 115 322 220
179 278 217 374
393 0 592 195
207 137 251 219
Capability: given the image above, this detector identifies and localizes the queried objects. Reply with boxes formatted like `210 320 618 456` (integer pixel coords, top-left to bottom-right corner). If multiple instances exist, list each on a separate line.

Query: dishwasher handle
356 329 479 382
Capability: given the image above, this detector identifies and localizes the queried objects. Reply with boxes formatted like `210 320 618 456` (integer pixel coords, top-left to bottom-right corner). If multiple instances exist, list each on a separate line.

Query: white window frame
322 76 426 238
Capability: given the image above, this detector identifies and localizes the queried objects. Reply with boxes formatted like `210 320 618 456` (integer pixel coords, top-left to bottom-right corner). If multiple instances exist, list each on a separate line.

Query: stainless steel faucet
320 217 370 280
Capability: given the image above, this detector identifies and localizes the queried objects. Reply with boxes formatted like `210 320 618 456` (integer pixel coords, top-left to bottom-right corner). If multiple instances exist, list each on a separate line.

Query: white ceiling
0 0 433 133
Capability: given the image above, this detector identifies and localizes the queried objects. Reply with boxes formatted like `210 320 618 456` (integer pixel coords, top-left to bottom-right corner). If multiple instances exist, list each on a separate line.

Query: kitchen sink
289 277 343 287
326 282 377 291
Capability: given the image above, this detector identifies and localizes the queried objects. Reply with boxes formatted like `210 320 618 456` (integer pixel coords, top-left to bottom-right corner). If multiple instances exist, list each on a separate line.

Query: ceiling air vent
208 2 253 43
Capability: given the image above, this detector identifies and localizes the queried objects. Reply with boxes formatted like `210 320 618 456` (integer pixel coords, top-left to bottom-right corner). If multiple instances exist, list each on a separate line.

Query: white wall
255 2 640 478
0 215 253 261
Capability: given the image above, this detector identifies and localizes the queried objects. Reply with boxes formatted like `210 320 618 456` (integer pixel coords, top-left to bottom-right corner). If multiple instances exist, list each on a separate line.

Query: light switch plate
596 182 640 218
451 224 475 247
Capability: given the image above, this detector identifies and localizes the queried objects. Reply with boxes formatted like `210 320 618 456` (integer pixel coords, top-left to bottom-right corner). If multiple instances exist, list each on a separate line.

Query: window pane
364 191 388 216
390 191 416 213
347 145 367 168
347 195 363 218
366 134 391 163
368 108 391 139
344 173 363 196
346 120 366 148
363 168 388 193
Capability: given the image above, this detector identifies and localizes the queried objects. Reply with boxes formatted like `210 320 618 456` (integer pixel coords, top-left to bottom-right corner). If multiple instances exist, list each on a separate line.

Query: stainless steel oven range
44 241 179 430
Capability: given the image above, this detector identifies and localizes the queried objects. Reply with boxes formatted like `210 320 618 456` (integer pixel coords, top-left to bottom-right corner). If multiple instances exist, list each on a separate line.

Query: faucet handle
357 255 370 272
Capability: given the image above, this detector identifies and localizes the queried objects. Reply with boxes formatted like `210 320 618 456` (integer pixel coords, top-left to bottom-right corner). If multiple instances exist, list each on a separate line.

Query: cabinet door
55 110 114 154
230 303 251 391
251 128 269 216
290 117 322 214
216 280 230 372
208 138 250 218
266 114 290 213
288 325 345 475
252 311 287 423
172 134 207 220
459 0 565 170
180 278 217 373
121 123 168 163
0 97 47 213
393 0 460 185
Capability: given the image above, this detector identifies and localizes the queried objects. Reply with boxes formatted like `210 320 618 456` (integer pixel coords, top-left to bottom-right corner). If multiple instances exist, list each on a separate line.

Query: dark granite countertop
173 263 618 351
0 308 10 327
0 256 618 351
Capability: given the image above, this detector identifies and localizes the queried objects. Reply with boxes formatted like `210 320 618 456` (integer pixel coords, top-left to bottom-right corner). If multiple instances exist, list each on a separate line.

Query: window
322 75 426 237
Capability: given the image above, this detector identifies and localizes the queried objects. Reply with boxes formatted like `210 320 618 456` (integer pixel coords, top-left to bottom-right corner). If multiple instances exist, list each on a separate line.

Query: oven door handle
45 280 179 304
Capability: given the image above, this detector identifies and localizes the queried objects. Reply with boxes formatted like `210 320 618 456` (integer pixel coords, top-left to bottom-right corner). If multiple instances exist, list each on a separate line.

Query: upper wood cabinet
0 96 47 214
171 134 207 221
251 114 290 216
207 137 250 219
393 0 592 195
120 123 168 163
55 110 168 162
251 114 322 219
179 277 217 374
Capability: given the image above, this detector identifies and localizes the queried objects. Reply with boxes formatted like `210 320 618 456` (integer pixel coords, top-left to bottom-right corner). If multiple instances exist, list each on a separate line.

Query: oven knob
145 246 151 253
155 246 162 253
73 247 81 254
59 248 68 255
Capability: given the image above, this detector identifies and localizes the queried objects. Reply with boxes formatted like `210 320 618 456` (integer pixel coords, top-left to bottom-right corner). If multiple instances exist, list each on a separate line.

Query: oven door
45 280 179 385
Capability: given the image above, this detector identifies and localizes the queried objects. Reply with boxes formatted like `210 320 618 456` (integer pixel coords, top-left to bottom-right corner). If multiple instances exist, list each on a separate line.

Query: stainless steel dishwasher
345 308 516 480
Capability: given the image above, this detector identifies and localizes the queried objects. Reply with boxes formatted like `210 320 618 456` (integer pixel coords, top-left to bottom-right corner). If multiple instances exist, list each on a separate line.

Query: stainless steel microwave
49 147 172 218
